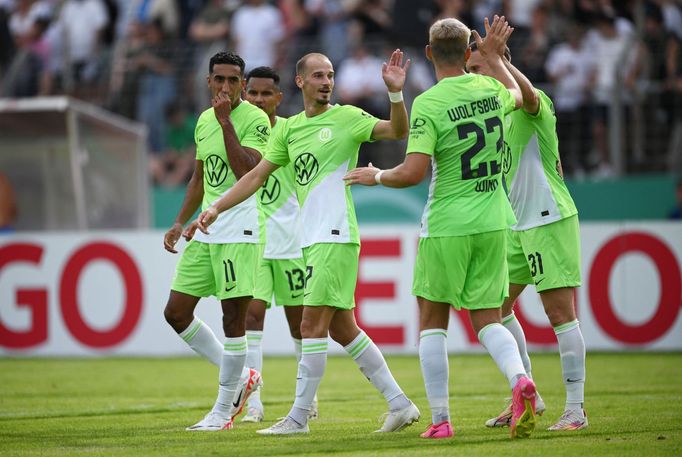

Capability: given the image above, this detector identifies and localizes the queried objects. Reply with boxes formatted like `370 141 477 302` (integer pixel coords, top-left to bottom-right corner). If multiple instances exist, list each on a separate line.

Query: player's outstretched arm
163 160 204 253
344 153 430 188
213 93 262 179
196 159 279 233
372 48 411 140
472 15 522 109
504 60 539 114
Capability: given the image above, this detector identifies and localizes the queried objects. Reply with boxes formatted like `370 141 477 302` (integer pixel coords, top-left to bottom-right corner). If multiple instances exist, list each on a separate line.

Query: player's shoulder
240 100 270 121
197 107 215 126
335 103 371 118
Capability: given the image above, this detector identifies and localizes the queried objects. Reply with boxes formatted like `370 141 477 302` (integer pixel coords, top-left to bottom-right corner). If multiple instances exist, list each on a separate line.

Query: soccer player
194 49 420 435
344 17 538 439
240 66 318 422
467 17 587 432
162 51 270 431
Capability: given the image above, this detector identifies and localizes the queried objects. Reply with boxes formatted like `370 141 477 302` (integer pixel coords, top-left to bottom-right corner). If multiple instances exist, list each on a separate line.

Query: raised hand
382 49 411 93
212 92 232 126
472 15 514 58
197 206 219 234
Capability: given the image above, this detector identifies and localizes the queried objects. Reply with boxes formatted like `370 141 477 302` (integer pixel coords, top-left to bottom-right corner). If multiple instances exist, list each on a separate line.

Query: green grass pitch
1 353 680 456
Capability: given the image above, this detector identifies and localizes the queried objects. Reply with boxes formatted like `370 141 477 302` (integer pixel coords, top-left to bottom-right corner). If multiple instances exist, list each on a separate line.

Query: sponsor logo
288 137 296 145
318 128 332 142
259 175 281 205
294 153 320 185
534 278 545 286
205 155 228 187
225 284 237 292
256 125 270 136
502 141 512 175
566 378 582 383
411 118 426 128
232 389 243 408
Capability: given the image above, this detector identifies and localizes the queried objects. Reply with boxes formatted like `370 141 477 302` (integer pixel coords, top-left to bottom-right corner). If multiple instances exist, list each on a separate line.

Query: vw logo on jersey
205 154 228 187
294 152 320 185
319 128 332 142
260 175 281 205
501 141 512 175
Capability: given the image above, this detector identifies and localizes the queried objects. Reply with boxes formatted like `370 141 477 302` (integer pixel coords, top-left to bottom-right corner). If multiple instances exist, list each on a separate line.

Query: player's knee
245 313 264 331
545 307 572 328
163 306 191 332
222 313 245 337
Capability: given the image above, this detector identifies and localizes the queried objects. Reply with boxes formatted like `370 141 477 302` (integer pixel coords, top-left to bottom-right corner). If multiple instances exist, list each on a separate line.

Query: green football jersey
503 90 578 231
265 104 379 247
406 74 517 237
193 100 270 244
258 116 302 259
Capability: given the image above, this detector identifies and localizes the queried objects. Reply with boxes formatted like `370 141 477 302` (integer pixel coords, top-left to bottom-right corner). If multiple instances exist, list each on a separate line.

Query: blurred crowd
1 0 681 186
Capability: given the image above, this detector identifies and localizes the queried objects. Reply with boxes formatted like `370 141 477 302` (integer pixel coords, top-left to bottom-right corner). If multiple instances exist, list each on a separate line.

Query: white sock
554 320 585 413
288 338 327 425
344 331 410 411
246 330 264 408
419 329 450 424
211 336 247 418
178 316 223 367
293 337 317 406
293 337 302 363
478 323 527 389
502 312 533 378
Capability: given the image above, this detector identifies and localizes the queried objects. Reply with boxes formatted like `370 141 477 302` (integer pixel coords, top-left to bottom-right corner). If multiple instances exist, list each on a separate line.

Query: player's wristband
388 91 403 103
374 170 385 185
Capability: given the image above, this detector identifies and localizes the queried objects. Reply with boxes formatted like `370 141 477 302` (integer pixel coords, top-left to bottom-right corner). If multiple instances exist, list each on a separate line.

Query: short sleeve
240 110 270 154
346 105 380 143
264 118 290 166
194 114 206 160
406 97 436 156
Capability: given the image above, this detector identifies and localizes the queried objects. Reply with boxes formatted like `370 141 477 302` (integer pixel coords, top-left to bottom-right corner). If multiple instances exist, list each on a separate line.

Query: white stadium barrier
1 222 681 356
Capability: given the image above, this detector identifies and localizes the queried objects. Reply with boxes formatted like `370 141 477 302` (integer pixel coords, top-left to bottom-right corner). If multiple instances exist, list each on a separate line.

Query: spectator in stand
640 3 674 168
545 23 592 176
586 10 640 177
109 20 145 118
52 0 109 94
150 102 196 187
189 0 231 114
434 0 472 26
304 0 349 66
133 18 177 154
666 31 682 170
231 0 285 71
515 3 550 83
336 44 389 167
346 0 391 44
126 0 179 37
336 44 387 118
8 0 51 45
3 14 52 96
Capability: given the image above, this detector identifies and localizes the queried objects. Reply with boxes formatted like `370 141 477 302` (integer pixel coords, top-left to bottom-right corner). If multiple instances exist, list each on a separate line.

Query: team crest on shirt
205 154 228 187
294 152 320 185
318 128 333 142
259 175 281 205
